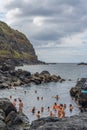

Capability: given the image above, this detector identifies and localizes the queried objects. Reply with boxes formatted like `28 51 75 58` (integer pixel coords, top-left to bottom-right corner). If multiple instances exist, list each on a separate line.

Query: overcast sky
0 0 87 63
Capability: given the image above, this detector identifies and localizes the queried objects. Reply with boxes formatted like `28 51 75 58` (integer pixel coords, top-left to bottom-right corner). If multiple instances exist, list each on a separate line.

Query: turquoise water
0 63 87 122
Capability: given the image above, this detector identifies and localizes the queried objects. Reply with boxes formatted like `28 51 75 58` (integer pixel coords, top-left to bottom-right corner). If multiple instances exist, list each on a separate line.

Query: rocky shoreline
29 113 87 130
0 98 30 130
70 78 87 111
0 63 65 89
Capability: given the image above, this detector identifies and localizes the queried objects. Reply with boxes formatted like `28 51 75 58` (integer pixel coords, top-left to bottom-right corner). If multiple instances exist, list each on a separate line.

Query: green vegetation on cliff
0 21 38 63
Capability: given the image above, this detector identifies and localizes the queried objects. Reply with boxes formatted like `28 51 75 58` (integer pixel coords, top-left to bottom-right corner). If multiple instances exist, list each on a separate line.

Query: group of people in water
10 89 74 119
31 102 74 119
10 96 24 113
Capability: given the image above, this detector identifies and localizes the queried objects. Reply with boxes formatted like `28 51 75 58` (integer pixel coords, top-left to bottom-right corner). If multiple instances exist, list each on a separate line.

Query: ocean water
1 63 87 123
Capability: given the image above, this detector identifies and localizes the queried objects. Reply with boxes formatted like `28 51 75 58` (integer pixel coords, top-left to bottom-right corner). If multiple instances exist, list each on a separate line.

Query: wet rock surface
0 64 65 89
29 113 87 130
0 98 30 130
70 78 87 111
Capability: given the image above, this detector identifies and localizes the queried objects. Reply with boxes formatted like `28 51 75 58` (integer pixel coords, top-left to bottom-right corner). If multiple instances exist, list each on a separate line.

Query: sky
0 0 87 63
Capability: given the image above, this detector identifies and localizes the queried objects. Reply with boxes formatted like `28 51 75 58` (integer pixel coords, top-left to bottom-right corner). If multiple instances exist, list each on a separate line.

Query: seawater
1 63 87 123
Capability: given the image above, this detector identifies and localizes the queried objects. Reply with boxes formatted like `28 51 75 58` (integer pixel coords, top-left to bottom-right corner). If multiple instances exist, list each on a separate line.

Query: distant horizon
42 62 87 64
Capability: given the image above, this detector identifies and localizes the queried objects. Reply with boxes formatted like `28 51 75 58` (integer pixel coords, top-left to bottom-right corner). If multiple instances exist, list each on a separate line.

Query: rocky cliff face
0 21 40 65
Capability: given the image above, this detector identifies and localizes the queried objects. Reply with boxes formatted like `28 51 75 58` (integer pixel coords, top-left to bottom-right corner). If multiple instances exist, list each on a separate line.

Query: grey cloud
4 0 87 47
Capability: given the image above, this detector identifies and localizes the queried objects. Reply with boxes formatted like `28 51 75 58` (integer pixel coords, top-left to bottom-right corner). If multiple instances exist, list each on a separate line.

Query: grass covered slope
0 21 38 63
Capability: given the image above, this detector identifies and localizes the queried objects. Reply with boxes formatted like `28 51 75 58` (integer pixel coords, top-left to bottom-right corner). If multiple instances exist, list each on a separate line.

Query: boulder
0 109 5 121
70 78 87 111
0 83 9 89
5 111 30 129
40 71 50 75
0 120 6 130
70 87 79 97
0 64 14 71
30 76 42 85
0 98 30 130
0 98 17 116
0 63 65 89
51 75 59 82
29 113 87 130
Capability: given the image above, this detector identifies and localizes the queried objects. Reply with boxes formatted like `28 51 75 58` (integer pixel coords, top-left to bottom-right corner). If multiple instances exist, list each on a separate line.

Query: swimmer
47 106 50 112
36 111 40 119
41 107 44 112
31 107 36 114
64 104 66 109
10 95 12 99
59 104 63 110
41 97 43 100
53 102 59 111
37 97 40 100
50 111 55 117
24 91 26 94
35 90 37 93
14 87 17 90
54 95 60 100
69 104 73 112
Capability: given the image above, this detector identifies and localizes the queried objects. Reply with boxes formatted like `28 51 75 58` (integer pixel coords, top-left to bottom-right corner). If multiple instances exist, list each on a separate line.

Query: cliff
0 21 41 65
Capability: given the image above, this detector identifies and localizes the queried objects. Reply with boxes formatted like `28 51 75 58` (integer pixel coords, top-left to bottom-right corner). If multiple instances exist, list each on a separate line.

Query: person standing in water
69 104 74 112
18 99 23 113
36 111 40 119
